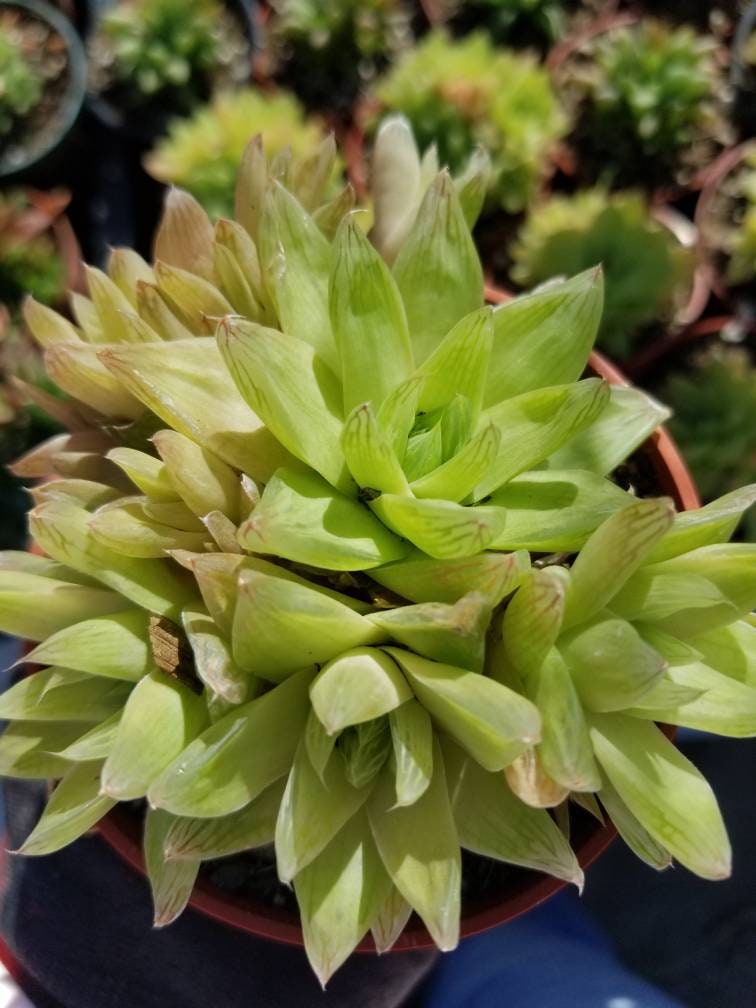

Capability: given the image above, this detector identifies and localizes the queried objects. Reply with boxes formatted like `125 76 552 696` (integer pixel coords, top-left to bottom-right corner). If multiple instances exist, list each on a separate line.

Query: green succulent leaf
101 671 208 800
310 648 411 735
646 486 756 563
692 621 756 687
0 668 131 722
342 403 411 495
54 712 122 762
89 503 209 559
44 343 143 419
237 467 408 571
0 570 124 641
154 188 215 280
386 648 540 772
153 429 241 522
330 215 414 413
598 772 672 870
25 610 152 681
388 699 433 808
417 307 493 419
371 548 529 605
0 721 87 779
455 146 490 228
148 666 316 817
18 761 115 855
368 739 460 951
370 496 506 560
411 424 501 502
369 115 422 264
304 708 338 783
376 375 424 457
105 448 179 502
144 808 200 927
154 261 232 330
486 268 603 405
588 713 731 880
182 609 251 704
500 566 569 685
370 885 413 954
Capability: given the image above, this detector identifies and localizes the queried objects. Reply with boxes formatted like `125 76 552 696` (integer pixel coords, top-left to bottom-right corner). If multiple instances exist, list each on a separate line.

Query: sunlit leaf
144 808 199 927
389 699 433 807
598 772 672 870
370 885 412 954
0 720 85 779
646 486 756 563
341 403 410 495
0 667 130 722
371 548 529 605
26 610 152 682
310 648 411 735
18 761 115 855
370 495 505 560
153 429 240 522
0 569 123 641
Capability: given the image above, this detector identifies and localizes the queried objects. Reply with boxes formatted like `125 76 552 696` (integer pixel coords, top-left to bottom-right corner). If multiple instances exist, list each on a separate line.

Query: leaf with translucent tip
310 648 411 736
588 712 731 880
393 172 483 365
70 292 102 340
107 248 154 305
313 184 356 240
164 778 285 861
370 496 505 561
562 498 675 631
99 338 291 481
386 648 540 771
371 886 412 954
154 188 214 279
213 241 262 320
342 403 410 495
646 486 756 563
54 712 121 762
144 809 199 928
149 666 315 818
0 721 87 779
411 424 500 502
612 544 756 637
232 569 384 679
547 385 670 475
376 375 423 458
504 749 569 809
598 773 672 870
369 115 422 264
142 499 204 532
237 467 408 572
106 448 178 502
18 760 115 855
23 297 81 347
276 741 372 884
402 423 443 483
0 667 131 722
369 593 491 672
30 500 198 618
89 503 209 558
490 470 634 551
454 147 490 228
235 134 266 240
83 266 135 343
445 741 583 886
182 610 249 704
0 570 124 641
296 809 392 988
154 261 231 330
627 674 704 712
292 133 337 211
258 181 336 370
218 318 349 493
500 567 569 685
388 700 433 808
559 616 666 712
340 719 391 790
101 671 207 800
201 510 241 552
26 610 152 681
692 621 756 687
417 308 492 420
331 216 413 414
29 479 119 511
44 343 143 419
475 379 610 499
531 649 600 793
0 550 100 586
626 660 756 737
486 269 603 405
305 709 338 784
214 218 269 316
368 738 459 951
152 429 240 522
372 548 529 605
136 281 195 341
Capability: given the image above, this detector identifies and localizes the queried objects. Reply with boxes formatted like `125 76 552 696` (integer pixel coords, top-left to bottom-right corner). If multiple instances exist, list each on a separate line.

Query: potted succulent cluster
1 120 755 987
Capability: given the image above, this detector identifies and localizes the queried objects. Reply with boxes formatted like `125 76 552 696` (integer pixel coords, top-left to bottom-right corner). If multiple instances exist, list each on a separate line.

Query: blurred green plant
145 89 337 219
374 30 568 213
0 32 43 137
433 0 568 51
725 160 756 288
662 346 756 539
511 189 694 359
89 0 248 112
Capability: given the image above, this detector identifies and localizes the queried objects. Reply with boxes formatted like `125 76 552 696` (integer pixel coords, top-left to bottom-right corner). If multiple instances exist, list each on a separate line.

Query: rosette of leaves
88 0 248 114
373 30 568 213
145 89 335 220
661 347 756 541
1 123 754 986
566 20 725 187
267 0 413 113
510 189 694 359
0 31 43 137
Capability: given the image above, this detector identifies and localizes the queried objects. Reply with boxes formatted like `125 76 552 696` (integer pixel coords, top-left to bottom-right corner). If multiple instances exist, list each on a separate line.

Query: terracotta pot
96 288 700 952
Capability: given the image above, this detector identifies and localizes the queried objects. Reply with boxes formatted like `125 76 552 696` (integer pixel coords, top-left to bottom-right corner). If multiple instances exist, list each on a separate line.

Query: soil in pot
0 0 87 180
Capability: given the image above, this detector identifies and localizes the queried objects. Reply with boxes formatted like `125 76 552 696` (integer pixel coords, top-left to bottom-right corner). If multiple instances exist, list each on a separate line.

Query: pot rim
98 307 700 952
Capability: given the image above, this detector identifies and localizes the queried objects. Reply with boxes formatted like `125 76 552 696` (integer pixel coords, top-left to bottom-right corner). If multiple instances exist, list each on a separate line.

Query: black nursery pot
0 0 88 185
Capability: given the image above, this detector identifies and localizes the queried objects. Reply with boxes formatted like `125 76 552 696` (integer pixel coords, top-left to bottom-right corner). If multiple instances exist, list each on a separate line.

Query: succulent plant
373 30 568 213
0 30 43 137
1 122 755 986
145 89 336 220
661 346 756 542
510 189 694 359
267 0 413 112
88 0 248 113
724 154 756 288
566 20 724 187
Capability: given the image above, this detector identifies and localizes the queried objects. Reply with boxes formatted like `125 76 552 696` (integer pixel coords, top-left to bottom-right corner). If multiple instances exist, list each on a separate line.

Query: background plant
429 0 569 52
0 31 43 137
373 30 568 213
510 189 694 359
